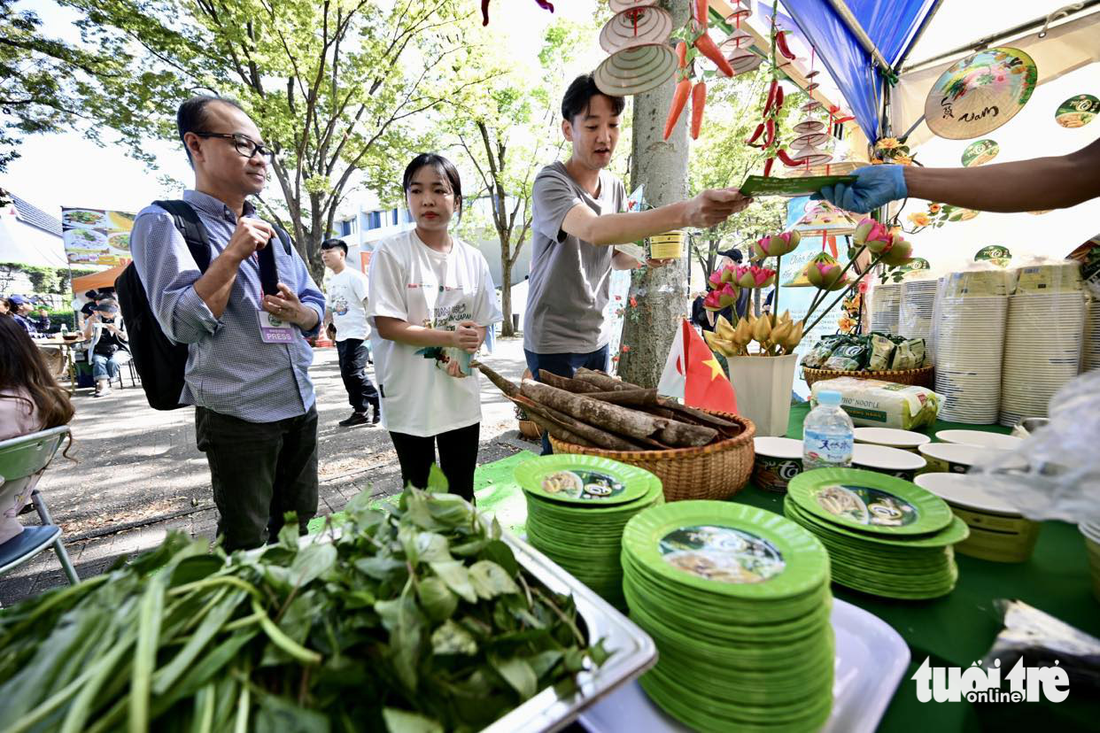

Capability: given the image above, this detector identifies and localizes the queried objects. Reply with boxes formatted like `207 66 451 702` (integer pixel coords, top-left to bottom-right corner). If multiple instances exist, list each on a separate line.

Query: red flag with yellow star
658 319 738 413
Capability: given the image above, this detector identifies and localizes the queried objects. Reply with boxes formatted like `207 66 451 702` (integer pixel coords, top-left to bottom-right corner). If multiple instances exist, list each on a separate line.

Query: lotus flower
717 283 739 308
734 265 777 289
861 221 894 253
880 238 914 266
756 231 800 258
720 265 738 284
807 261 849 290
707 270 724 290
703 290 724 311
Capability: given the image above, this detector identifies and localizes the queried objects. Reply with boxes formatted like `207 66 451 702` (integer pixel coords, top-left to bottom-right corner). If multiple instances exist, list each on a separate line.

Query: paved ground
0 336 534 605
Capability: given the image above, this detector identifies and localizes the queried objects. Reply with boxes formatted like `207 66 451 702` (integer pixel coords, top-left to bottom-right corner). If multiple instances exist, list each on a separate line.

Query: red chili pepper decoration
764 79 778 114
695 0 709 29
764 157 775 177
675 40 688 69
777 148 801 167
764 118 776 147
746 122 765 145
690 81 706 140
774 85 785 110
775 31 796 60
694 32 734 77
664 78 692 140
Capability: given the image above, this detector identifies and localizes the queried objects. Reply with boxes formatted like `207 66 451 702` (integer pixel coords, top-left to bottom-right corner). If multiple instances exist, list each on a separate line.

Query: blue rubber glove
812 165 908 214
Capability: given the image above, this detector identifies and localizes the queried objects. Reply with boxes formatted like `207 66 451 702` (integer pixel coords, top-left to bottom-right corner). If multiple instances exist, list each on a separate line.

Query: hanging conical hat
924 47 1037 140
725 6 752 23
792 119 826 134
608 0 659 12
792 160 863 177
594 43 677 97
790 131 829 148
600 7 673 54
724 47 763 76
789 142 833 166
719 29 754 51
793 200 860 235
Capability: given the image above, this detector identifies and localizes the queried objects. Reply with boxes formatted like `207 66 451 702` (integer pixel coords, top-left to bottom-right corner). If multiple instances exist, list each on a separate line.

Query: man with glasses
131 95 326 552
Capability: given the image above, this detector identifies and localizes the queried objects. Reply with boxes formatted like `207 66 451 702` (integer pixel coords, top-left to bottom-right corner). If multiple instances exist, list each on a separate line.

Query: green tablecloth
730 403 1098 731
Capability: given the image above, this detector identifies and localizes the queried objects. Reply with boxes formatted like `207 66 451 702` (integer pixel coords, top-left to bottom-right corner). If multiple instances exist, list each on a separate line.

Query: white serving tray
578 598 910 733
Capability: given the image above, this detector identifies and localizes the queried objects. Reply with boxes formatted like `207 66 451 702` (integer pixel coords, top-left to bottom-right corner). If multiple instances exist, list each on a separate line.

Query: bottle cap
818 390 842 406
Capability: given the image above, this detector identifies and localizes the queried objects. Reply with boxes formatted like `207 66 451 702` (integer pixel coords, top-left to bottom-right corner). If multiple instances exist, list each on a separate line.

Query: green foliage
0 479 603 731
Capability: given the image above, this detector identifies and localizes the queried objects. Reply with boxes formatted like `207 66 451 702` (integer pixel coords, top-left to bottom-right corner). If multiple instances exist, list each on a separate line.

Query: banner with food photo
61 207 136 266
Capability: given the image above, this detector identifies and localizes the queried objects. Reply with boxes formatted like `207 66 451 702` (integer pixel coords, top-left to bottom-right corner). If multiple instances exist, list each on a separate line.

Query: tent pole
893 0 946 73
824 0 893 72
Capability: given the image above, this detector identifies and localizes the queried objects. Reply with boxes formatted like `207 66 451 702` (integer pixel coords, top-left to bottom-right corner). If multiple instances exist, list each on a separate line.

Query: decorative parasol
594 43 678 97
924 47 1037 140
961 139 999 167
599 7 673 54
794 201 860 236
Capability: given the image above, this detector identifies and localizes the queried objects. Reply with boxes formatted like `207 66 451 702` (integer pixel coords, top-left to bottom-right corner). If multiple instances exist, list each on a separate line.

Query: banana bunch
703 311 805 357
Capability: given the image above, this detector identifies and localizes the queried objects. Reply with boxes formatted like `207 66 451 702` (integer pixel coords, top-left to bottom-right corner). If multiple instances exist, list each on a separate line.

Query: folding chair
0 426 80 586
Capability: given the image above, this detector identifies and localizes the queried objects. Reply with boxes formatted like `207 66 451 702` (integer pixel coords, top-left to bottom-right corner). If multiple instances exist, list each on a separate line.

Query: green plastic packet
868 333 897 371
891 338 926 370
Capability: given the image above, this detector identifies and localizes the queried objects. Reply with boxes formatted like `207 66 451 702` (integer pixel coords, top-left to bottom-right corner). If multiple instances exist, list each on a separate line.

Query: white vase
725 353 799 437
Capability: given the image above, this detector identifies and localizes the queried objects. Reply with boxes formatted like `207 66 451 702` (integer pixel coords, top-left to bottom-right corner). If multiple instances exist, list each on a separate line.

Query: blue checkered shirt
130 190 325 422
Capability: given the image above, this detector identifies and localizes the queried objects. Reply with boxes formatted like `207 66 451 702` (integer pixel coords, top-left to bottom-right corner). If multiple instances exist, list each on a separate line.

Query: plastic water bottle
802 390 854 470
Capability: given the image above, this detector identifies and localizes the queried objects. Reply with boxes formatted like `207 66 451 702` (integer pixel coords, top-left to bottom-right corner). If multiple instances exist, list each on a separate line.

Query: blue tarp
773 0 938 142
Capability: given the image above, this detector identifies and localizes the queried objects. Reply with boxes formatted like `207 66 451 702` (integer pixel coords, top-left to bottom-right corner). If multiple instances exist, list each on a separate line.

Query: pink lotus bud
703 290 724 311
718 283 739 308
881 238 913 266
735 265 756 289
808 261 847 289
720 265 738 284
708 270 724 290
751 265 777 288
852 218 877 245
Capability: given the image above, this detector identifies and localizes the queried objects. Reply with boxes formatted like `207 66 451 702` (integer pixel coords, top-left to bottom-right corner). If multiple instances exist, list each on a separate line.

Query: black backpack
115 200 293 410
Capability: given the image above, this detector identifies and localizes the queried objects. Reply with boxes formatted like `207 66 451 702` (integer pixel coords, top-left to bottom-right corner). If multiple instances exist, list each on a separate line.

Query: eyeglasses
193 132 273 161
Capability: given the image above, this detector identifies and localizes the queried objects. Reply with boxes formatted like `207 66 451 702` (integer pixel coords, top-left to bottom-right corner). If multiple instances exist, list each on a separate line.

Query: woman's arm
374 317 462 349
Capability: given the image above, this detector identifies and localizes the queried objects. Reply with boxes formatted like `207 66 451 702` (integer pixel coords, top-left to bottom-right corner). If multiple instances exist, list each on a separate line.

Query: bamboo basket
518 419 543 440
802 365 934 389
548 412 756 502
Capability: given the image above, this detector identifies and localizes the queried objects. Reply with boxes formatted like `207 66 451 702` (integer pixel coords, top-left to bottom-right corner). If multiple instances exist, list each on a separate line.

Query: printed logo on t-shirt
332 296 349 317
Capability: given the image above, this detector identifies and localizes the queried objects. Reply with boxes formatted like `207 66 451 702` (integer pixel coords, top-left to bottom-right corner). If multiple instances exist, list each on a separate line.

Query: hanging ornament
599 7 673 54
608 0 658 12
594 43 678 97
924 47 1037 140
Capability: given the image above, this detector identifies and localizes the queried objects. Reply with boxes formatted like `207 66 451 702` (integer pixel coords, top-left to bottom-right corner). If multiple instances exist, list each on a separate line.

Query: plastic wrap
1083 297 1099 373
981 600 1100 694
809 377 943 430
869 281 901 334
932 267 1012 424
898 276 938 342
999 260 1086 426
969 369 1100 526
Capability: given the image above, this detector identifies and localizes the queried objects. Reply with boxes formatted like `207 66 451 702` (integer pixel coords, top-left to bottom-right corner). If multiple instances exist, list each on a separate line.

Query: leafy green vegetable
0 479 604 732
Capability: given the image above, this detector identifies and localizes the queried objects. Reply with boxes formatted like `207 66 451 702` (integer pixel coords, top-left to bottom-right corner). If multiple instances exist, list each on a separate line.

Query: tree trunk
618 0 691 389
500 256 514 337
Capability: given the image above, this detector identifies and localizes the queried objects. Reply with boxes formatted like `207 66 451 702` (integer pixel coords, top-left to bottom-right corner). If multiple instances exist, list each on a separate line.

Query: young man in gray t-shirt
523 74 752 452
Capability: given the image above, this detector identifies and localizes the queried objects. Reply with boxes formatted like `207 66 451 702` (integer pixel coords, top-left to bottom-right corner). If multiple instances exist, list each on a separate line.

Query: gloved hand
812 165 907 214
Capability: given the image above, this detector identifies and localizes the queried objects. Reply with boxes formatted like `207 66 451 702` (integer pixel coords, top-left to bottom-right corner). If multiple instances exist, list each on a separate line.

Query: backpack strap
152 200 212 272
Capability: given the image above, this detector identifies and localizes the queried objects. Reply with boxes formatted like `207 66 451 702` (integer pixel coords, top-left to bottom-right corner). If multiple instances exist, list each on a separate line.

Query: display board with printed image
61 207 136 266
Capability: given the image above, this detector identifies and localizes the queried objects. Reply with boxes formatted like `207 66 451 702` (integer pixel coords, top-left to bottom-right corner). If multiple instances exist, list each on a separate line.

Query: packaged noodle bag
823 336 871 372
867 333 897 371
891 338 926 370
810 377 943 429
801 334 847 369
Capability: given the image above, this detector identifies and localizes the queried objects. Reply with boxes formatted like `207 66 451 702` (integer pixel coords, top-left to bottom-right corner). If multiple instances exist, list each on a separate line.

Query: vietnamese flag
658 319 738 413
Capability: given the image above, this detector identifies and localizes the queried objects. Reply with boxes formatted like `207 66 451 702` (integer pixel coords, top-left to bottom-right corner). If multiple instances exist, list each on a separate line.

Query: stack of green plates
515 455 663 609
784 468 970 600
622 501 834 733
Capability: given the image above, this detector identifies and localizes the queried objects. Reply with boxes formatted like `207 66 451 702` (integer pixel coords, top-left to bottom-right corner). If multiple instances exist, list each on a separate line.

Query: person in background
29 306 51 333
368 153 502 501
524 73 751 453
81 297 128 397
321 238 380 427
0 317 74 545
815 137 1100 214
0 296 9 317
7 295 39 335
130 95 325 551
78 290 100 328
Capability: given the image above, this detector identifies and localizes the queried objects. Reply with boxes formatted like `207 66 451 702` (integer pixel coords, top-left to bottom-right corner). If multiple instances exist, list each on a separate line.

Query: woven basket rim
548 410 756 462
802 364 934 378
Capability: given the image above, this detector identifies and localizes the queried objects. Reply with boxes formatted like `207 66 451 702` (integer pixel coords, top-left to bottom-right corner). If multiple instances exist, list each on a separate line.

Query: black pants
389 422 480 501
336 338 380 414
195 405 319 552
524 345 610 455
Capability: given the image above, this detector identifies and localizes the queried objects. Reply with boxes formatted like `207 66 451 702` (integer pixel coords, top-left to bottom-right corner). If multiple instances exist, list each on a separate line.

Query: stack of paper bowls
1083 298 1100 373
1000 265 1086 425
622 501 833 732
898 277 939 341
934 272 1011 423
516 455 662 609
784 468 968 599
869 281 901 334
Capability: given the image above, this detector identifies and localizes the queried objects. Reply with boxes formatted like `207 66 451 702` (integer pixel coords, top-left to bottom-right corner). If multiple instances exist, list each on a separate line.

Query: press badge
257 309 296 343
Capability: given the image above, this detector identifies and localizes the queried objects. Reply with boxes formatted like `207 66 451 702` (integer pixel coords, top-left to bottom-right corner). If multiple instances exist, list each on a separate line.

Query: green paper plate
788 468 953 536
784 497 970 548
622 501 829 601
515 455 656 506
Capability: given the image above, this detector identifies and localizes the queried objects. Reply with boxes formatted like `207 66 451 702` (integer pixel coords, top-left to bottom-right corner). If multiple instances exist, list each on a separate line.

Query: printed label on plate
659 525 785 584
540 469 624 501
814 484 919 527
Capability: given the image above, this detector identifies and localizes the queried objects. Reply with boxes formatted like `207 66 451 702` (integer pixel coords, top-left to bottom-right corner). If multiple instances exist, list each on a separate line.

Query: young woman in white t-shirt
367 154 503 501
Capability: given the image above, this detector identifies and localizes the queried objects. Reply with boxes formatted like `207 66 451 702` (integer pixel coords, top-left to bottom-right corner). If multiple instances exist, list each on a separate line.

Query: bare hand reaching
684 188 753 229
